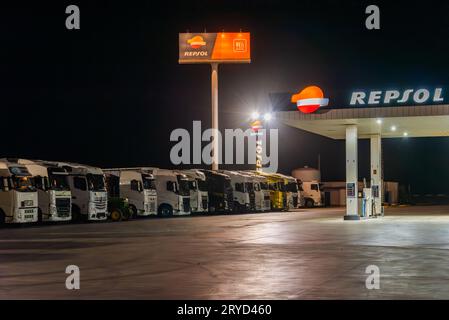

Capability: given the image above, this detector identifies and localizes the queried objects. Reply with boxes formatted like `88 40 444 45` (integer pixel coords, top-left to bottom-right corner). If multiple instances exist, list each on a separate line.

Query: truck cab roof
53 162 104 175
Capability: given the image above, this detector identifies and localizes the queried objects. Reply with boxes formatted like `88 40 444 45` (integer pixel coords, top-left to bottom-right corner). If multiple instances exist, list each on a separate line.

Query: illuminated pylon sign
250 119 263 171
256 139 263 171
250 120 262 132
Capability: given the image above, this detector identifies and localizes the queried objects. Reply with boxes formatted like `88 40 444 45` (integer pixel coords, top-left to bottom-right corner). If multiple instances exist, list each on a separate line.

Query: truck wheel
209 206 215 213
110 209 122 222
122 208 132 221
305 199 314 208
158 204 173 217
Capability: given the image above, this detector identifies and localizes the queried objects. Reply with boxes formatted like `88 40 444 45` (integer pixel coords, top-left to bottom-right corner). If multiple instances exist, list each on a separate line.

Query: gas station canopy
276 104 449 140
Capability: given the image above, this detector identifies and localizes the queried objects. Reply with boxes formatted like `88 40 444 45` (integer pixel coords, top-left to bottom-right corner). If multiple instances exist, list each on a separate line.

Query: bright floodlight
263 113 272 121
391 125 397 131
376 119 382 124
403 132 408 137
251 112 259 120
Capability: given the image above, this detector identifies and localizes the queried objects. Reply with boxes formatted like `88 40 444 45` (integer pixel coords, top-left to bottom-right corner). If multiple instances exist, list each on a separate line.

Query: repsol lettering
350 88 444 106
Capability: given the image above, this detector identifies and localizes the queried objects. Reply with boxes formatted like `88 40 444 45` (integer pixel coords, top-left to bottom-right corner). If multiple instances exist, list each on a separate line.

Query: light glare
251 112 259 120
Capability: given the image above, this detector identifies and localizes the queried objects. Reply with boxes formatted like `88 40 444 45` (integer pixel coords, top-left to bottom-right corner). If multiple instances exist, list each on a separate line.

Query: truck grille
147 202 156 213
94 197 107 211
183 198 190 212
264 200 271 209
56 198 71 216
249 193 256 210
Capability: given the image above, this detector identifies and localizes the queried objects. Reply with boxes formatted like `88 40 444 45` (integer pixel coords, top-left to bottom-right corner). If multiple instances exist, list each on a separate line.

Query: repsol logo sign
184 51 208 57
350 88 444 106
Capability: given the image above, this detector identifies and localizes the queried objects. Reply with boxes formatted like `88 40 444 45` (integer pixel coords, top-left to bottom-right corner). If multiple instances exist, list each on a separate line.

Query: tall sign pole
211 63 219 170
179 32 251 170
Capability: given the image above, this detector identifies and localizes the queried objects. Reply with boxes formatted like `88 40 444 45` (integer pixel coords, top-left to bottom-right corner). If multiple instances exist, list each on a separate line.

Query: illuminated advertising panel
179 32 251 64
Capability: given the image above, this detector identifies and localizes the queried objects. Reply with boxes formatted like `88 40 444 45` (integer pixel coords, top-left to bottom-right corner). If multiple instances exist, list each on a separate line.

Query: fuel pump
362 188 373 218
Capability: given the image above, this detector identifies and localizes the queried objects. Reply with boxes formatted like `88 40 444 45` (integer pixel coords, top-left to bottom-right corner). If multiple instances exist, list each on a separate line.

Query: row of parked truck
0 158 320 225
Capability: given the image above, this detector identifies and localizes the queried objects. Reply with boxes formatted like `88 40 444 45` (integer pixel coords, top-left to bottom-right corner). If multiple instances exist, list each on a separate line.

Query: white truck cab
242 172 271 212
181 170 208 213
145 168 191 217
220 170 255 212
103 169 157 217
0 159 38 224
15 159 72 222
55 162 108 221
278 173 301 210
302 181 323 207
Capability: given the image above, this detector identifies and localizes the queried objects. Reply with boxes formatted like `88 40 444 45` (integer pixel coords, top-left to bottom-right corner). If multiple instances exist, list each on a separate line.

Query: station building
275 86 449 220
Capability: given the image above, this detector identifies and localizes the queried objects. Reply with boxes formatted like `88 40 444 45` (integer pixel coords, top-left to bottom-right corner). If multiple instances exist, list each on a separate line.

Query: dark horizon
2 0 449 194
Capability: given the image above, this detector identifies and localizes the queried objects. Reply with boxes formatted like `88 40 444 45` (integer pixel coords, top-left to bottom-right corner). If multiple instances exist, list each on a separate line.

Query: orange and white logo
291 86 329 113
187 35 206 49
250 120 263 132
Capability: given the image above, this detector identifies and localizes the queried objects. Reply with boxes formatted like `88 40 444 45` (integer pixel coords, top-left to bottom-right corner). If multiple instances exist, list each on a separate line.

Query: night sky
2 1 449 194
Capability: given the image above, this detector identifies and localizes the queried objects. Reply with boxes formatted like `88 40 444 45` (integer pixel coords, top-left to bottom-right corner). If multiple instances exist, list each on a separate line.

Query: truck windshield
197 179 208 192
12 176 36 192
87 174 106 191
188 180 197 190
245 182 254 192
287 182 298 192
260 182 269 190
297 182 304 191
178 179 190 196
142 175 156 190
278 182 286 192
49 174 70 191
224 179 232 193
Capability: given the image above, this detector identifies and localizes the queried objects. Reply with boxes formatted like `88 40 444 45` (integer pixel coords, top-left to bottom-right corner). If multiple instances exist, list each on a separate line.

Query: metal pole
211 63 219 170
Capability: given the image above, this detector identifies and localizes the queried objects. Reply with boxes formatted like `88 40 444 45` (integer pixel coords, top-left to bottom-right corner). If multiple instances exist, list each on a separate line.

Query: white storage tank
291 166 321 182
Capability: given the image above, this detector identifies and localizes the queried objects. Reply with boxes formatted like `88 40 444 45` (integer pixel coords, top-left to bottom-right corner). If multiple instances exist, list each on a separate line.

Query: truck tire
122 208 132 221
305 199 314 208
158 204 173 217
110 209 123 222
